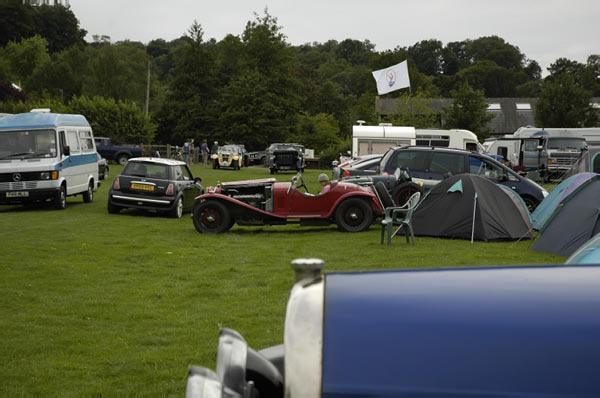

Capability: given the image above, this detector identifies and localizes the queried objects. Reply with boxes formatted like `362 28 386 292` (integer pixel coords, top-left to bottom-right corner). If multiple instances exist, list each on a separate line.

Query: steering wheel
297 175 310 193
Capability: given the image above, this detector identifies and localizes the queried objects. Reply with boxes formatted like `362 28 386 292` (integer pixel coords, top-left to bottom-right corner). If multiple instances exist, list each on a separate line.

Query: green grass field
0 163 564 396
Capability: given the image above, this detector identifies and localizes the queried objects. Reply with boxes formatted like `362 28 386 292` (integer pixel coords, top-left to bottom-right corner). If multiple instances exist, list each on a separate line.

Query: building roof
376 97 600 137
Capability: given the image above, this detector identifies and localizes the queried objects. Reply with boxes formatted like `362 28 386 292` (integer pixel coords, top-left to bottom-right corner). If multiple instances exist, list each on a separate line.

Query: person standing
189 138 195 165
201 139 210 166
211 141 219 154
183 139 191 165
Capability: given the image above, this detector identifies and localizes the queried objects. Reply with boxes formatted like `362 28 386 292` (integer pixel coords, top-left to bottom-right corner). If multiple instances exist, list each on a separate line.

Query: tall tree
217 10 301 150
443 82 493 140
535 74 597 127
408 39 443 76
155 21 218 144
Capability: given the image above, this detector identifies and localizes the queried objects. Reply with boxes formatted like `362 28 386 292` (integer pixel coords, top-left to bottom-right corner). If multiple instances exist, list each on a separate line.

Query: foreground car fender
186 261 600 397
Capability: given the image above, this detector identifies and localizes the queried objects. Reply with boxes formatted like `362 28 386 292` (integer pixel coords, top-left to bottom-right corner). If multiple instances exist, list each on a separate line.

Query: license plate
6 191 29 198
131 183 154 191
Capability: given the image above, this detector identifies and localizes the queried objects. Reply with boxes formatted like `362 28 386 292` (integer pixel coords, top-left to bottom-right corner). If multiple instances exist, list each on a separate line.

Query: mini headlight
40 172 50 180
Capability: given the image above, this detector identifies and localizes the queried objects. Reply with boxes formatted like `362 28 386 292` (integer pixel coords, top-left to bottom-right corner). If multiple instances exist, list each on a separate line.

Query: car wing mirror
195 177 202 183
63 146 71 156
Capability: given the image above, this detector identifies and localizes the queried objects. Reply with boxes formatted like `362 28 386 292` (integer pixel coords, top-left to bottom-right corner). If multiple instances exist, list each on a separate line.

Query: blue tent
565 233 600 264
532 177 600 256
531 173 599 230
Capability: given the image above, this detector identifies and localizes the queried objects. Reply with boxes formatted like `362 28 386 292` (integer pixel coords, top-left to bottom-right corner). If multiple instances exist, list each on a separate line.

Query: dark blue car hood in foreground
322 265 600 398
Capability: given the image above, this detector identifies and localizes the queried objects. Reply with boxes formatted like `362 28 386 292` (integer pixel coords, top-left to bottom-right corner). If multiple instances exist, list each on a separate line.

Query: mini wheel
192 201 232 233
108 201 121 214
169 196 184 218
335 198 373 232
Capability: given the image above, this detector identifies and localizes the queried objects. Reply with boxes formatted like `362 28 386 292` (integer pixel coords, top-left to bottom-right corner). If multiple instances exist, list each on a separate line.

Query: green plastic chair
380 191 421 245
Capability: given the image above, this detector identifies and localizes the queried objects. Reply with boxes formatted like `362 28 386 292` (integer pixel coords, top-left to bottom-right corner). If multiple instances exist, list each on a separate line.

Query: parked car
97 153 109 181
107 157 203 218
94 136 149 165
247 150 266 165
266 143 305 174
211 144 247 170
380 146 548 211
336 166 424 207
338 154 383 178
186 260 600 398
191 171 385 233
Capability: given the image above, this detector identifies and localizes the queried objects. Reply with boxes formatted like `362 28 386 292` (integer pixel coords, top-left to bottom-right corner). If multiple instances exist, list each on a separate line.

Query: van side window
66 131 80 154
79 130 94 152
465 142 478 151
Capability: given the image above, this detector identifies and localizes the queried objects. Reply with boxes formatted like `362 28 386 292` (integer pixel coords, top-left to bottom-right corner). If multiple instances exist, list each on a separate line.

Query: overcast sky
70 0 599 74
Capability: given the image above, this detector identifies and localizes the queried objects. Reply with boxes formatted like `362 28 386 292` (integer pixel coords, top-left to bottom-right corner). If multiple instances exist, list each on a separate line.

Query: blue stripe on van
55 153 98 170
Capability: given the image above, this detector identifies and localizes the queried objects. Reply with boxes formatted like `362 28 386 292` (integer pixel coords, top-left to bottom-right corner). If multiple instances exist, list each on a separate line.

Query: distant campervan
0 111 100 209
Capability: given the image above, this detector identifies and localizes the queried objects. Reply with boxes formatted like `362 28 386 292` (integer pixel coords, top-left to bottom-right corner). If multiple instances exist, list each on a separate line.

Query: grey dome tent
532 177 600 256
412 174 533 241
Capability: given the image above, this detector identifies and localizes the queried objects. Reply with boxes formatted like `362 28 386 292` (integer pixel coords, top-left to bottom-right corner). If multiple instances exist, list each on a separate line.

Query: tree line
0 2 598 155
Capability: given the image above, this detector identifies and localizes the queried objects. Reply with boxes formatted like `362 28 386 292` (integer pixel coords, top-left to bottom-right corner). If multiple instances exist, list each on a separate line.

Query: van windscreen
547 138 586 150
0 129 57 159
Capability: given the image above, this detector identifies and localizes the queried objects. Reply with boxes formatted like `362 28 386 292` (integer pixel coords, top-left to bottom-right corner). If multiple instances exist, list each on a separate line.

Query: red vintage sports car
191 172 388 233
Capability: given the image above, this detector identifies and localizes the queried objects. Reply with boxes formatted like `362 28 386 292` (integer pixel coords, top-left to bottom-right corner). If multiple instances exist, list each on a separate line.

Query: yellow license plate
131 183 154 191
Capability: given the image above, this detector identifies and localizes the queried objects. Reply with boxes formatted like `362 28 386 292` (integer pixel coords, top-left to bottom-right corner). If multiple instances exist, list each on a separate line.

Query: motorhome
351 123 483 157
486 127 593 181
0 111 100 209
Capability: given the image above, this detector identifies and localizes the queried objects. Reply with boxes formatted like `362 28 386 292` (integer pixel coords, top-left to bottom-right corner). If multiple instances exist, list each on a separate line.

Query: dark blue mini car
185 260 600 397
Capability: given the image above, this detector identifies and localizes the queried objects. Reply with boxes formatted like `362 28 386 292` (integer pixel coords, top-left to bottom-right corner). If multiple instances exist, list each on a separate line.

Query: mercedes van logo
12 173 22 182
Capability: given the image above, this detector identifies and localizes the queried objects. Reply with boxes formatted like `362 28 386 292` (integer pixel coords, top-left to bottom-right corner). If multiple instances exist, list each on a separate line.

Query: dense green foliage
0 4 598 150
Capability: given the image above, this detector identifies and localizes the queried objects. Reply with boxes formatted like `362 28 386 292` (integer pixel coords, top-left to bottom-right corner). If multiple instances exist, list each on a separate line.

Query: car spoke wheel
169 196 184 218
335 198 373 232
392 182 423 207
193 201 232 233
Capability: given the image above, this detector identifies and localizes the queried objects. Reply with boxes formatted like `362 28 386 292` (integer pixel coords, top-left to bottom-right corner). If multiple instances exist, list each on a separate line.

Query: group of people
182 138 218 166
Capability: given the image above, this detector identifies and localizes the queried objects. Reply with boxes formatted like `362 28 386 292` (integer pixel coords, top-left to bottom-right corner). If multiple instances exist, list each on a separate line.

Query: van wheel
83 182 94 203
169 196 184 218
54 186 67 210
117 154 129 165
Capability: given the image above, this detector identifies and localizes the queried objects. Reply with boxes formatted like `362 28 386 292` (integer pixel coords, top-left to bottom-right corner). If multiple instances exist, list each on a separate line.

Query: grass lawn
0 163 564 396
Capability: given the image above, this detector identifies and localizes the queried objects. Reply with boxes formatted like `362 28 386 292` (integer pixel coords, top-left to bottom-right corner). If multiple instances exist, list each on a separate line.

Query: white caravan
351 123 482 157
0 111 100 209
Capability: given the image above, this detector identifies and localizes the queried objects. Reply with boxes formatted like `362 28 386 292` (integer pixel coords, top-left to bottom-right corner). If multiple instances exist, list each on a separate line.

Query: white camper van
0 111 100 209
486 127 592 181
351 123 483 157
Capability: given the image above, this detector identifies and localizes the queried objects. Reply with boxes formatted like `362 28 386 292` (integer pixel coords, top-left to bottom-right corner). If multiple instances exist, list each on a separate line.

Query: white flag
371 60 410 95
